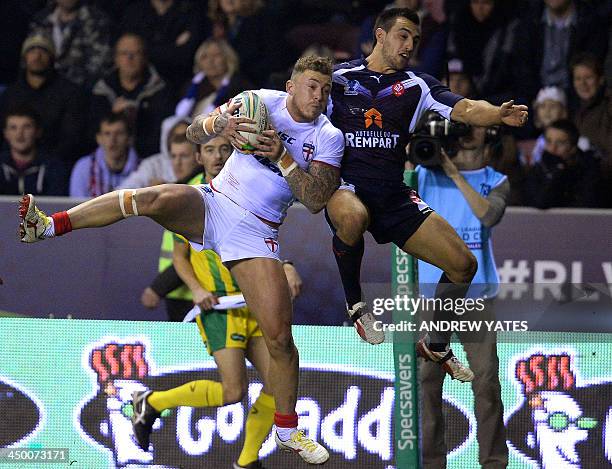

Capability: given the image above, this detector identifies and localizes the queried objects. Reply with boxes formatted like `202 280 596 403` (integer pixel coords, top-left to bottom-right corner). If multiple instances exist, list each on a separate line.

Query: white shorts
189 184 281 263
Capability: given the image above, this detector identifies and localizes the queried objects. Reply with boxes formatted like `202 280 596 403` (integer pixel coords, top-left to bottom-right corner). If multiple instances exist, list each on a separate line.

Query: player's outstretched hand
213 101 256 147
253 129 285 162
500 100 529 127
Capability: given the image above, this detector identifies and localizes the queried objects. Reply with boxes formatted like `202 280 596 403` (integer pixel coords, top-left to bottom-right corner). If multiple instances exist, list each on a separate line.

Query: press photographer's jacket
416 165 508 299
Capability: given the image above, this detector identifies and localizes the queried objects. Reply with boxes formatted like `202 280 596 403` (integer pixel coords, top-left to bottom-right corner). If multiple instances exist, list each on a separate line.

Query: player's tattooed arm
186 114 210 144
284 161 340 213
252 130 340 213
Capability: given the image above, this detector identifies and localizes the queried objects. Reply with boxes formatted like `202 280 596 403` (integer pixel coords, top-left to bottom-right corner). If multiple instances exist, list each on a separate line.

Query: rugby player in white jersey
18 55 343 465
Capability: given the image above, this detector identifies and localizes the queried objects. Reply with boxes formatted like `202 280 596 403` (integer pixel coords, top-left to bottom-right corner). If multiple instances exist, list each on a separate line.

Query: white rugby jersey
211 89 344 223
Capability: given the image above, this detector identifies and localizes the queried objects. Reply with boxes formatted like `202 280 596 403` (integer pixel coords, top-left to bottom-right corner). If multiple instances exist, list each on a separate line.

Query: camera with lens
408 111 471 167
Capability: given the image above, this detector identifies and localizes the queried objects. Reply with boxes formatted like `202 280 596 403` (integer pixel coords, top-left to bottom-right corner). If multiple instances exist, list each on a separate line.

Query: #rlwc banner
1 319 611 468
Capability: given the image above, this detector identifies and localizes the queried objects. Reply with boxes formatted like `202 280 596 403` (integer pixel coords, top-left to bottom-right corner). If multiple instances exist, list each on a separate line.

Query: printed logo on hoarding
0 377 43 447
75 339 471 468
506 351 612 468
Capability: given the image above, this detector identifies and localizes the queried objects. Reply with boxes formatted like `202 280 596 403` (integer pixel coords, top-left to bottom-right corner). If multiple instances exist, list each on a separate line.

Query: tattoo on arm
186 108 225 144
284 162 340 213
186 115 208 144
213 113 229 133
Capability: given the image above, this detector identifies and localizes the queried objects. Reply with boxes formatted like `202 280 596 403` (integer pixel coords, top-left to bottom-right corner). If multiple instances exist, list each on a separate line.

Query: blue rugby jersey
329 58 463 184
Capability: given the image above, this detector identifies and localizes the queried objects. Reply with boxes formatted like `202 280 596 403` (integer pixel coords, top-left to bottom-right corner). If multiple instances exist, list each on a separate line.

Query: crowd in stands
0 0 610 207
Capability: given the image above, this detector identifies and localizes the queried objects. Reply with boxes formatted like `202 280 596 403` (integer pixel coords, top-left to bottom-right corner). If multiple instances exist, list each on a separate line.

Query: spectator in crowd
175 38 252 119
167 132 201 184
0 105 68 195
571 53 611 162
525 86 569 166
0 33 88 165
208 0 286 86
29 0 113 89
118 115 190 189
70 113 138 197
90 33 174 159
120 0 204 90
447 0 520 104
411 0 448 79
571 53 612 206
444 58 477 98
414 124 510 469
525 119 603 208
514 0 608 103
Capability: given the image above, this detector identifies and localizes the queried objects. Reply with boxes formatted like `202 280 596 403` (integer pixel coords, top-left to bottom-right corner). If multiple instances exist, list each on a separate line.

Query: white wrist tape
118 189 139 218
276 149 297 177
203 115 218 136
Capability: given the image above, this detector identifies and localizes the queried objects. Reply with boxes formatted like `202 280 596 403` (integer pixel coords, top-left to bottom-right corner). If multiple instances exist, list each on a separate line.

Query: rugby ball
230 91 269 154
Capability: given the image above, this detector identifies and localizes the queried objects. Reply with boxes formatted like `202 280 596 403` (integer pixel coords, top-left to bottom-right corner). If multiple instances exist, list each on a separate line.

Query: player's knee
222 382 247 405
266 330 296 358
449 250 477 283
333 206 368 238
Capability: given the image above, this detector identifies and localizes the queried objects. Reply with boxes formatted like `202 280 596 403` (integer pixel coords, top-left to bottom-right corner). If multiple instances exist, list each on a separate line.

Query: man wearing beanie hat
21 33 56 58
445 58 476 99
0 33 87 166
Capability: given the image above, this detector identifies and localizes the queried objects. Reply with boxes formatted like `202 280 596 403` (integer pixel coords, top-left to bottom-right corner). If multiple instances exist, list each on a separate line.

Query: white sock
42 217 55 238
275 425 296 442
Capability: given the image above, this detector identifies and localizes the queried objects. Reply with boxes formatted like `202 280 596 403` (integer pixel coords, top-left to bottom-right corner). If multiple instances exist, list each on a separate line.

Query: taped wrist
118 189 139 218
203 115 219 136
276 149 297 177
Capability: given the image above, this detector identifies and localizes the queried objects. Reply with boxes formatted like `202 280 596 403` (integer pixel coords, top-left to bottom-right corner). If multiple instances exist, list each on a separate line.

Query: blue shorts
326 179 433 247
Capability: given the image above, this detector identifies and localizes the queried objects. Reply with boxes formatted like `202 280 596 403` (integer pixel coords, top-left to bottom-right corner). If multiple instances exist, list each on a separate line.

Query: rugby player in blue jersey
326 7 528 381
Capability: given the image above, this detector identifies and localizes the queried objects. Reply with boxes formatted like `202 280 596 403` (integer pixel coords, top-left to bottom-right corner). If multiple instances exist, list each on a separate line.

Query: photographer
410 123 509 469
524 119 603 208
